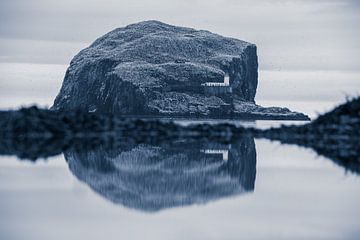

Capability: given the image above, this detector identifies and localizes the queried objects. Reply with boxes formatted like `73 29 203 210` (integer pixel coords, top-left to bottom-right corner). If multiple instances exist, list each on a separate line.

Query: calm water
0 63 360 239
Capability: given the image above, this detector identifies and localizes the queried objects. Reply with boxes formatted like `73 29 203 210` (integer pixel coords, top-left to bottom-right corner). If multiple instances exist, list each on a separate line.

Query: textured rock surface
52 20 307 119
65 137 256 212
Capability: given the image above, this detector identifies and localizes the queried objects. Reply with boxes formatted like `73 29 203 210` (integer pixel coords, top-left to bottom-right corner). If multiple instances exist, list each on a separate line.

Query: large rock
52 20 308 120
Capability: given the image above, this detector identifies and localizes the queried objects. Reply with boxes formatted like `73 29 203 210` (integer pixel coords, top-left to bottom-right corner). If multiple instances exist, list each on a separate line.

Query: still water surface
0 63 359 239
1 139 359 240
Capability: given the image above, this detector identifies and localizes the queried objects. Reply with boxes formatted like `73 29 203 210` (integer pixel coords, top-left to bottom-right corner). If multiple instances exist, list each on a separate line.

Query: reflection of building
201 149 229 161
200 144 231 161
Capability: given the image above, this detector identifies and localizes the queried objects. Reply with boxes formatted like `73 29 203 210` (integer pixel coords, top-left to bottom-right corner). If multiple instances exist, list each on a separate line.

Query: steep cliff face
57 59 147 114
65 137 256 212
52 20 307 119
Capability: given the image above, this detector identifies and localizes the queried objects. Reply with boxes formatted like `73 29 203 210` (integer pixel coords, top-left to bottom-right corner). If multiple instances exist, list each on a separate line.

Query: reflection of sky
0 140 359 240
0 0 360 70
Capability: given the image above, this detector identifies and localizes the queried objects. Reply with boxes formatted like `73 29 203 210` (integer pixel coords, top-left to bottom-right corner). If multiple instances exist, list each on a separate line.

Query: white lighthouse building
202 73 230 87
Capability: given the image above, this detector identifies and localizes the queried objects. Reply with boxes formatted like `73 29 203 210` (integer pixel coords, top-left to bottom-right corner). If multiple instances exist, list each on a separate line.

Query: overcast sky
0 0 359 70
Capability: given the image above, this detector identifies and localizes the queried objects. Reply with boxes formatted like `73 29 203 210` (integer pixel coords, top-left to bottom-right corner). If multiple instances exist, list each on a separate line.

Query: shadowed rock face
65 136 256 212
52 20 307 119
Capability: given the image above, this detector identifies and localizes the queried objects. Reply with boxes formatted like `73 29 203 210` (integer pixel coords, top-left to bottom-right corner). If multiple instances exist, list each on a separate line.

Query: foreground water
0 63 359 239
1 138 359 240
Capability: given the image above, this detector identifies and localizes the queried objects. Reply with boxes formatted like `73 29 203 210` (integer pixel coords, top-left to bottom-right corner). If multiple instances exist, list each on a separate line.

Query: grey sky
0 0 359 70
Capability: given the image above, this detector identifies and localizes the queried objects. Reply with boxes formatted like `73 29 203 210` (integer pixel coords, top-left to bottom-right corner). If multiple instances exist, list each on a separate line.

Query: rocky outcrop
254 97 360 173
65 137 256 212
52 20 308 120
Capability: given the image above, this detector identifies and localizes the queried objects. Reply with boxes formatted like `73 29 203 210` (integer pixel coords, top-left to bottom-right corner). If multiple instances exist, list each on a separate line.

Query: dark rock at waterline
65 137 256 212
52 20 308 120
255 97 360 173
0 98 358 173
0 106 248 159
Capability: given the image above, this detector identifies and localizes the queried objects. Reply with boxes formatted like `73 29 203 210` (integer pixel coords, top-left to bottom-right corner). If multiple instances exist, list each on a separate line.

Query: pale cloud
0 0 359 70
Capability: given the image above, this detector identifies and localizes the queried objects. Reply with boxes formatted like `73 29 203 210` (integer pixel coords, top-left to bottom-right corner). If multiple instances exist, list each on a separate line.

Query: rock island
52 21 309 120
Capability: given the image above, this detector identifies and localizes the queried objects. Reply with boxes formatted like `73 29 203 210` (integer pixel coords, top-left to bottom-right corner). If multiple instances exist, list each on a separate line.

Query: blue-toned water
0 63 359 240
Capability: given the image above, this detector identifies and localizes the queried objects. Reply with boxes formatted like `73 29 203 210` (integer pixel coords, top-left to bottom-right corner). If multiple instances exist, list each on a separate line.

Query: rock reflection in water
65 136 256 212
